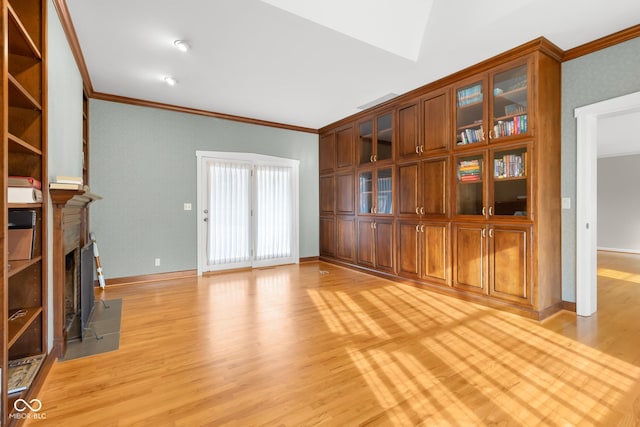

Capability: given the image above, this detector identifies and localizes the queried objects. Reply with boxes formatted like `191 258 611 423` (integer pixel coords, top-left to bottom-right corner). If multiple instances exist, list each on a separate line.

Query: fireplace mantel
50 188 102 357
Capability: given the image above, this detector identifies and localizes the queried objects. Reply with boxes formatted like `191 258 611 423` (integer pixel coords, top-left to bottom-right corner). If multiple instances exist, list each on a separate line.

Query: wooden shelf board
7 307 42 348
494 175 527 181
8 74 42 111
8 256 42 278
8 202 43 209
7 4 42 59
8 132 42 156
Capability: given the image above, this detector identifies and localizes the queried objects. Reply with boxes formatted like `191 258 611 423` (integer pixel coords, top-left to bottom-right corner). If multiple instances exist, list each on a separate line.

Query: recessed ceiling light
164 76 177 86
174 40 190 52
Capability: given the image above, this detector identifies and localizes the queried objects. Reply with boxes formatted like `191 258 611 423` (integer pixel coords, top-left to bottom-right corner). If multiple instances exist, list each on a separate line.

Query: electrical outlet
155 258 161 266
184 203 192 211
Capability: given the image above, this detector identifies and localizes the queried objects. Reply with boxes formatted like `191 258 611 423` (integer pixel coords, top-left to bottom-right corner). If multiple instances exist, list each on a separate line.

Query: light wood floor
27 253 640 426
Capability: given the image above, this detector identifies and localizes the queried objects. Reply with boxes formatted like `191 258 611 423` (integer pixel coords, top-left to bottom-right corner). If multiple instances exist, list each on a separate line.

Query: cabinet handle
482 228 486 238
371 222 374 229
489 206 493 216
416 224 420 232
370 155 374 163
489 228 494 238
415 146 420 154
416 207 420 214
482 207 486 216
421 224 425 232
420 145 424 153
420 207 425 215
488 129 494 140
373 154 377 162
373 222 377 229
371 208 374 214
373 207 378 214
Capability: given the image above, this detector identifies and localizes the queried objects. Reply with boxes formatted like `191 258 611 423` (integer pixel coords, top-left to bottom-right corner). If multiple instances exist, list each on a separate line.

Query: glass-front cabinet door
455 79 486 147
376 168 393 215
491 63 530 141
358 170 373 214
358 112 394 165
491 145 529 218
455 153 485 217
376 113 393 162
358 120 374 165
358 168 393 215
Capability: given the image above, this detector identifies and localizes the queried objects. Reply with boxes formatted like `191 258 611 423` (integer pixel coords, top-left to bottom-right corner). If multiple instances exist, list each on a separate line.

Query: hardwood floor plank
25 256 640 426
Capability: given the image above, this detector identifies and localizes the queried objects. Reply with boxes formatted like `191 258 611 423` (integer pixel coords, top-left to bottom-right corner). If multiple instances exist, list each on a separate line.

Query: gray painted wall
47 0 84 350
89 100 319 279
561 36 640 302
597 154 640 252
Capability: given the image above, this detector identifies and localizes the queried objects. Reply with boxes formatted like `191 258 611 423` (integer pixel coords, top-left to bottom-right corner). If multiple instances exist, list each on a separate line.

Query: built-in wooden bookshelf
2 0 49 424
319 38 562 320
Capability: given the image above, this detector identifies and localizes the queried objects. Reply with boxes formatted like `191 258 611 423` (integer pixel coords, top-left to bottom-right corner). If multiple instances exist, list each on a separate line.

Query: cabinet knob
482 228 486 238
416 224 420 232
416 207 420 214
420 145 424 153
373 154 377 162
370 155 374 163
420 207 425 215
421 224 425 232
489 228 495 238
482 207 486 216
489 206 494 216
415 146 420 154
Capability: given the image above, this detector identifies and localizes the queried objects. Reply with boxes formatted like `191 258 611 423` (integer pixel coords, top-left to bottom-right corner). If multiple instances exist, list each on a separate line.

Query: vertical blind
255 165 292 260
206 160 293 266
207 161 252 265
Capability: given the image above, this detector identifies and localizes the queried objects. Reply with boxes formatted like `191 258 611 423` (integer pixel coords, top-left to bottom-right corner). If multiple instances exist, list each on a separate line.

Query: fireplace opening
64 243 96 342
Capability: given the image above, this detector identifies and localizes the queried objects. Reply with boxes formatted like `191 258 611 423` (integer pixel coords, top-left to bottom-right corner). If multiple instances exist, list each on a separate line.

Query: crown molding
563 24 640 61
91 92 318 134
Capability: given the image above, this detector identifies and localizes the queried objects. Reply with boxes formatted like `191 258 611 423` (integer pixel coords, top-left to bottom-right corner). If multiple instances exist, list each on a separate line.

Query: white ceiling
65 0 640 130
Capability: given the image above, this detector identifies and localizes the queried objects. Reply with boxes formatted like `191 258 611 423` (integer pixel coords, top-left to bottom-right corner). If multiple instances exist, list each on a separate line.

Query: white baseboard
597 247 640 255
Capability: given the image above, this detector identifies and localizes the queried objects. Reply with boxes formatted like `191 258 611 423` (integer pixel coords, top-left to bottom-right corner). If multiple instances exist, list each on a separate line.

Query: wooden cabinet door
397 162 420 217
397 221 421 279
375 220 395 273
319 175 335 215
489 225 531 304
336 216 356 262
335 172 354 215
423 90 450 153
422 157 449 218
319 132 335 173
336 126 355 169
397 102 420 159
453 223 487 293
320 217 335 257
423 222 450 285
357 218 376 268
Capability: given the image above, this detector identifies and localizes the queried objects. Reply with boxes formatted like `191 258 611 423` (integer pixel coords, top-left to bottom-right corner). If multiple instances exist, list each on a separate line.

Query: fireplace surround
50 189 101 357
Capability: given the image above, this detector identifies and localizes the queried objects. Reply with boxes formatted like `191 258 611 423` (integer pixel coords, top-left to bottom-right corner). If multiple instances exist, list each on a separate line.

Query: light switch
562 197 571 210
184 203 192 211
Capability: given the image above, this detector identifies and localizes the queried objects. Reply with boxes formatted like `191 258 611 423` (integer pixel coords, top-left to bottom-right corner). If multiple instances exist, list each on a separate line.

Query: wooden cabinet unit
319 38 561 320
1 0 50 422
335 125 355 169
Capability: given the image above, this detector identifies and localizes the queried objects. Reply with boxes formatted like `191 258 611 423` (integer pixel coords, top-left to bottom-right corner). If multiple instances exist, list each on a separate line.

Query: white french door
196 151 299 273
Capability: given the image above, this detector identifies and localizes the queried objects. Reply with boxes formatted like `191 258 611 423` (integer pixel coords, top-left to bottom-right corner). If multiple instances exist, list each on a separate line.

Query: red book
8 176 41 190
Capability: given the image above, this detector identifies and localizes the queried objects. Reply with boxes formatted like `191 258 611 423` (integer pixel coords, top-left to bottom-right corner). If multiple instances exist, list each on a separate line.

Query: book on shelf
54 175 83 185
493 115 527 138
7 354 45 395
457 84 483 107
8 209 36 261
49 182 86 190
8 176 42 190
494 153 527 178
8 187 43 203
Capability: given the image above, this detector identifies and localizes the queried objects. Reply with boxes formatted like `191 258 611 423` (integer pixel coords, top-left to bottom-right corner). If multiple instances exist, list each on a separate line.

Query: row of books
458 159 482 182
494 153 527 179
493 115 527 138
458 127 485 145
457 84 483 107
504 103 527 116
8 175 85 203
